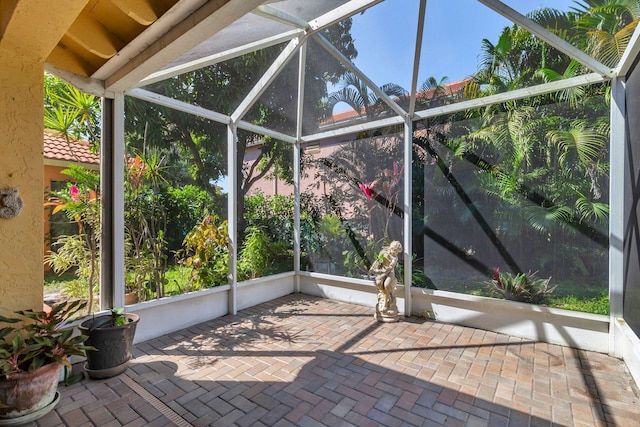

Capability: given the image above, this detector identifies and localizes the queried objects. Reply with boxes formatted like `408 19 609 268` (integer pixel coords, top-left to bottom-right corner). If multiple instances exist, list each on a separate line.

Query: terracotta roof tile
43 130 99 165
321 78 472 126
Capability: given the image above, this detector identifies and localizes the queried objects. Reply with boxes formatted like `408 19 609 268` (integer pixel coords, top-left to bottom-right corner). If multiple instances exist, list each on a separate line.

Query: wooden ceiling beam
66 10 124 59
110 0 161 25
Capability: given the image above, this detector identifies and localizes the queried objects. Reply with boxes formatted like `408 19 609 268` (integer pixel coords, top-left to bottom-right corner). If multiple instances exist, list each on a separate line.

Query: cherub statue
369 240 402 322
0 188 24 219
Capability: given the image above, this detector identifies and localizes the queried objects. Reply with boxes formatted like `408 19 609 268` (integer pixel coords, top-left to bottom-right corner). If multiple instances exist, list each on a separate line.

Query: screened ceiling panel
343 0 419 93
246 51 300 136
163 0 353 71
142 42 289 114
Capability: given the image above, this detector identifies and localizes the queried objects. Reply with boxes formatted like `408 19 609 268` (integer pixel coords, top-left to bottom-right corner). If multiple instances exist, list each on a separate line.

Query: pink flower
393 162 404 177
70 185 80 201
358 181 376 199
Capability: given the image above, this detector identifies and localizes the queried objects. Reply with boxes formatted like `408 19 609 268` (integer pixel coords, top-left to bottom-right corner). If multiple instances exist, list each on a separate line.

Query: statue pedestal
375 292 400 323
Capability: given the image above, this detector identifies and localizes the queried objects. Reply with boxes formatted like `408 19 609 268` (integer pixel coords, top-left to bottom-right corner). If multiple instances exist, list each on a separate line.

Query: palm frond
547 121 606 165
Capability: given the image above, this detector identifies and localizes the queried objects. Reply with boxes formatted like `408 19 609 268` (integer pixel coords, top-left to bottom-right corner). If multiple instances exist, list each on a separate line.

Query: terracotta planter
124 291 138 305
0 362 62 420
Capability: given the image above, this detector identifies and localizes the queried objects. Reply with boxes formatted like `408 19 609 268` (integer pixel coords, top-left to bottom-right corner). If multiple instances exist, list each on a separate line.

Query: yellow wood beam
0 0 89 61
66 10 124 59
48 44 96 77
109 0 160 26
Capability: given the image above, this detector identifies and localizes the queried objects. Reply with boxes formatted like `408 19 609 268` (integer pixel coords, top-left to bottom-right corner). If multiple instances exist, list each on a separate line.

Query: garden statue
369 240 402 322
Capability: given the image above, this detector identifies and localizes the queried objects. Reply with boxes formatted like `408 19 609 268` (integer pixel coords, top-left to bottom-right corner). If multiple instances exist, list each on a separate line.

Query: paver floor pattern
31 294 640 426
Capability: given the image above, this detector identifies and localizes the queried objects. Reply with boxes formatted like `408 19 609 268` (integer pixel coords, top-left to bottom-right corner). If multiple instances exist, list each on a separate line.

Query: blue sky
342 0 577 92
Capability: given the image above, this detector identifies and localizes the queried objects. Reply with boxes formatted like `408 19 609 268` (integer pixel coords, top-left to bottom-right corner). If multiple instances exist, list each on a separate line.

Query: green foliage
486 269 556 304
237 226 287 280
45 165 101 313
244 193 294 246
163 185 218 252
552 293 609 315
0 300 93 377
179 215 229 289
44 73 101 146
85 308 128 329
125 152 170 300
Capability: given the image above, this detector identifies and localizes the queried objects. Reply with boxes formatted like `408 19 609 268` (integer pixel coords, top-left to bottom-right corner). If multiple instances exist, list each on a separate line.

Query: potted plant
0 300 92 423
79 308 139 379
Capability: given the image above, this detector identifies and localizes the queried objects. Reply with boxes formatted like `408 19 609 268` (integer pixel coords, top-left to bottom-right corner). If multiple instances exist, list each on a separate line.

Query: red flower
358 181 376 199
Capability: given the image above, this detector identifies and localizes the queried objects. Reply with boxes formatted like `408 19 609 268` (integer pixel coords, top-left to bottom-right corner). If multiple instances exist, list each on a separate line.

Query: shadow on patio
32 295 639 427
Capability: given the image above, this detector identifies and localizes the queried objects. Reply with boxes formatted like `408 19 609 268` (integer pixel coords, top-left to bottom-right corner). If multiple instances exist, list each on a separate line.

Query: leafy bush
486 268 556 304
237 226 287 280
163 185 218 253
179 215 229 289
244 193 293 246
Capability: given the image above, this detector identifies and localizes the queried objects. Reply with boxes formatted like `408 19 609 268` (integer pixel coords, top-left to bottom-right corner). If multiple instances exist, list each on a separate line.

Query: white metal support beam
302 116 404 143
294 41 307 293
139 29 303 87
46 63 112 98
478 0 613 77
236 121 297 144
126 88 231 124
609 76 625 355
126 88 297 143
414 73 608 120
617 25 640 78
231 37 301 123
403 117 413 316
140 0 384 86
100 93 126 310
253 4 310 29
303 73 608 143
309 0 384 32
408 0 427 117
313 32 408 119
228 123 238 315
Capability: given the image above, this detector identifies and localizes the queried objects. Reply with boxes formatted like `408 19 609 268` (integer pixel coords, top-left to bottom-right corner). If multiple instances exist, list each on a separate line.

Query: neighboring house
43 130 99 271
244 78 470 197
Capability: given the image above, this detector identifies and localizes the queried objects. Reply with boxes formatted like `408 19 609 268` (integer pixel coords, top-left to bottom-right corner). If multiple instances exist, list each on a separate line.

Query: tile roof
322 78 472 126
43 130 100 165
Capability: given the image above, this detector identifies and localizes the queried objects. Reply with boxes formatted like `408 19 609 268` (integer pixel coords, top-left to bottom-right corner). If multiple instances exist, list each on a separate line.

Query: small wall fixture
0 188 24 219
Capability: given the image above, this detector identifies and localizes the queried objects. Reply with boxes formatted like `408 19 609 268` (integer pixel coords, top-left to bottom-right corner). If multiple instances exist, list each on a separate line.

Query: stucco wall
0 48 45 312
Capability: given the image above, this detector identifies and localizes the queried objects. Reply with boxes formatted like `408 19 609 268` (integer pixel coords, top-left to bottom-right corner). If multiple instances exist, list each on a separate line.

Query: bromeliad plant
486 268 556 304
0 300 93 379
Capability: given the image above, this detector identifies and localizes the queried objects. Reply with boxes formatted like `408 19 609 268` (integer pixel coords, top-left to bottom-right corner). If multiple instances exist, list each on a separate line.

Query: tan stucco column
0 0 88 312
0 49 46 312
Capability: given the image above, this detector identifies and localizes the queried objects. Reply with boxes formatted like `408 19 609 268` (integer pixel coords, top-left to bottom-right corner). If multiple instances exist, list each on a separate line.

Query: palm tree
572 0 640 67
326 72 407 121
417 76 450 108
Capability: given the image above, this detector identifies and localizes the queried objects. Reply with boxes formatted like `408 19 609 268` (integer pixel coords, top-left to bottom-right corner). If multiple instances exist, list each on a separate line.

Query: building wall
0 51 45 313
0 1 89 313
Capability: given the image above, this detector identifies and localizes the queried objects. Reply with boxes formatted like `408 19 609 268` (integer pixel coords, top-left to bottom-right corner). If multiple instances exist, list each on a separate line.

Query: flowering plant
44 165 101 314
357 161 404 243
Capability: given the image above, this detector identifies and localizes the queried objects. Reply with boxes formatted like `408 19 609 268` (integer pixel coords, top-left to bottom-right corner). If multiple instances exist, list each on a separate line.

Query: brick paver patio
28 294 640 426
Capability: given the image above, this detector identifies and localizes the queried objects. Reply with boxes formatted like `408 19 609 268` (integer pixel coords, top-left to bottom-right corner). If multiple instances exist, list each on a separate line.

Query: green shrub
486 268 556 304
